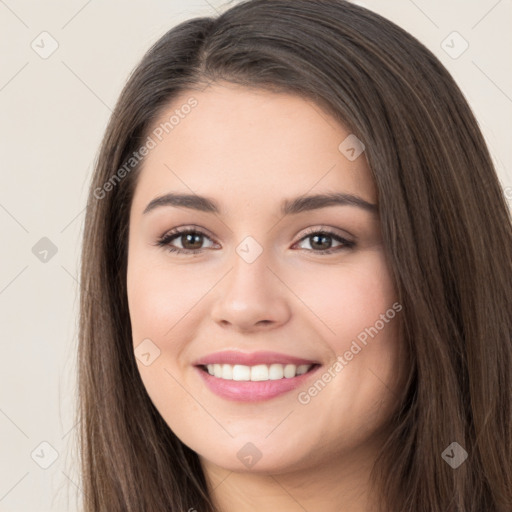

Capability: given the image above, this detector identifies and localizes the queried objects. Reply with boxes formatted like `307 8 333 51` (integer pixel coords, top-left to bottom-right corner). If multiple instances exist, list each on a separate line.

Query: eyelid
297 225 355 242
158 224 217 242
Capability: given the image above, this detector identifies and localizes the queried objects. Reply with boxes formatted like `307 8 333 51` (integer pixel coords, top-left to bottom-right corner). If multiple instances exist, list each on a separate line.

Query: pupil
311 234 331 250
184 233 202 249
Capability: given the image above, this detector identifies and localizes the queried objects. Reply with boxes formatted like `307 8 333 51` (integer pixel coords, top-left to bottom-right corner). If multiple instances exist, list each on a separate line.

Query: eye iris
310 233 332 250
182 233 203 250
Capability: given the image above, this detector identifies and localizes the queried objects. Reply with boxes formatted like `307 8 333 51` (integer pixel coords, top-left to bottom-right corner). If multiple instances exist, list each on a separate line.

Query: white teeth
268 363 284 380
284 364 296 378
213 364 222 378
221 364 233 380
250 364 269 381
204 363 314 381
296 364 310 376
232 364 251 381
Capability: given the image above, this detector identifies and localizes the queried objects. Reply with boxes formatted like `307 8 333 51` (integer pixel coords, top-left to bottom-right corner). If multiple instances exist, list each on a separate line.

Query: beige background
0 0 510 510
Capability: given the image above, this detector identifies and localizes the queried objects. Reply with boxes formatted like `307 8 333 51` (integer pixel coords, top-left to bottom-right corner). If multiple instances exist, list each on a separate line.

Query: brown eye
156 228 217 254
309 233 334 250
180 232 204 250
295 230 355 254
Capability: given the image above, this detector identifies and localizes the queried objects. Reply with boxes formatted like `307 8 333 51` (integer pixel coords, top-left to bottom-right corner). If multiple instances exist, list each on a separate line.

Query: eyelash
155 226 356 255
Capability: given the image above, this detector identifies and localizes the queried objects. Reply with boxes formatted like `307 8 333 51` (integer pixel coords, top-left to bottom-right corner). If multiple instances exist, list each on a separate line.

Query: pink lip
194 364 321 402
193 350 319 366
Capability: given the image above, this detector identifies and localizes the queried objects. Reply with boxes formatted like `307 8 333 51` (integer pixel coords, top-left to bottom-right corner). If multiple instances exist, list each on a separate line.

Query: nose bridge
234 234 268 274
226 235 274 300
210 235 291 330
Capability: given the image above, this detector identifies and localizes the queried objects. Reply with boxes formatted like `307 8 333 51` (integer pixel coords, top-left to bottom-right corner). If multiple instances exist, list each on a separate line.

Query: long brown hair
76 1 512 510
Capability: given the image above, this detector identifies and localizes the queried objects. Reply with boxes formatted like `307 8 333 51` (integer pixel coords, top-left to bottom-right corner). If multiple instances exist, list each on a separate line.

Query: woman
77 0 512 510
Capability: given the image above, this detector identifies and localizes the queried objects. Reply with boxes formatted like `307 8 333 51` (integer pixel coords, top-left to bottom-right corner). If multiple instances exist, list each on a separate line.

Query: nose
210 246 292 333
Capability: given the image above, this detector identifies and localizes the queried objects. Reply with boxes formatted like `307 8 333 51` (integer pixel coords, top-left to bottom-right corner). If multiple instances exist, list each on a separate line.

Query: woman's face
127 82 404 475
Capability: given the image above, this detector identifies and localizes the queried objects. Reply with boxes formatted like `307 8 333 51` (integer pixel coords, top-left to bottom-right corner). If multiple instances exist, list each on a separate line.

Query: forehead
131 82 376 214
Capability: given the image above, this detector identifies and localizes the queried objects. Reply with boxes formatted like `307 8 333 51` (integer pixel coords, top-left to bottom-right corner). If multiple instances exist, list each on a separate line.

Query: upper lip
193 350 320 367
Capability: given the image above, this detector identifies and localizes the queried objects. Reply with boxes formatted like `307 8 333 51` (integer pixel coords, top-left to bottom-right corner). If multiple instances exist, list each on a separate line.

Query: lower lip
195 365 321 402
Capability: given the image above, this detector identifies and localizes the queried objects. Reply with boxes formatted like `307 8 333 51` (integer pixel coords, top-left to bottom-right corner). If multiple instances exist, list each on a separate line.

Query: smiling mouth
199 363 320 381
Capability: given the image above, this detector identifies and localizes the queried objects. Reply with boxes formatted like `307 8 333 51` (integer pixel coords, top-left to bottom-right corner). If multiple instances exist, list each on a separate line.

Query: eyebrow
142 192 378 216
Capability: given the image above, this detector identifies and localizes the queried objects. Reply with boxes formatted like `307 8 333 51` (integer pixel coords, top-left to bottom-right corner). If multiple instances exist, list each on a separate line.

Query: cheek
126 258 207 427
290 250 398 349
288 253 402 449
127 256 214 345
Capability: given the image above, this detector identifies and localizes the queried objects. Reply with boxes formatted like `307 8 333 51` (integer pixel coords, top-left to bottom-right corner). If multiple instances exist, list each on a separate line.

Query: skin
127 81 405 512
